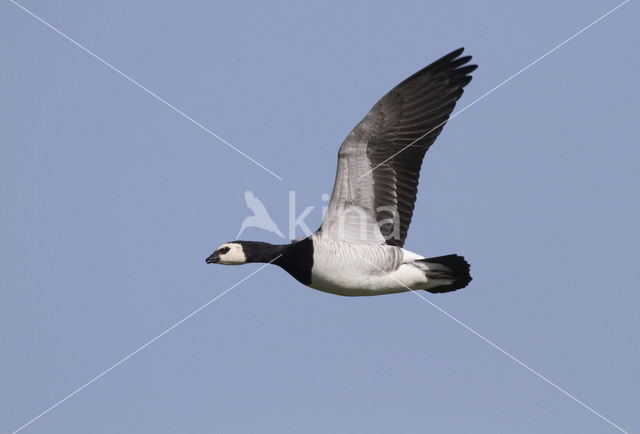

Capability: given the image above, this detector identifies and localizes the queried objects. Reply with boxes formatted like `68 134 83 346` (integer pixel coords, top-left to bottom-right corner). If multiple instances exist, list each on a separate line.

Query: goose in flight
207 48 476 296
236 190 285 239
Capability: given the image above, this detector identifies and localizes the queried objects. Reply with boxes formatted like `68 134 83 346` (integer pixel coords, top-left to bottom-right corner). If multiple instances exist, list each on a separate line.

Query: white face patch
215 243 247 265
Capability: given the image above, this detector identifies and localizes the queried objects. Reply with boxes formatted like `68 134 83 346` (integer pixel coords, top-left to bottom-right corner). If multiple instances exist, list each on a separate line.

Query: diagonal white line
407 290 628 433
358 0 630 181
11 256 281 434
362 258 628 433
9 0 283 181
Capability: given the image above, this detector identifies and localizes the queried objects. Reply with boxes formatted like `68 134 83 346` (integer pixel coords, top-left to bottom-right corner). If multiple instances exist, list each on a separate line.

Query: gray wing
320 48 476 246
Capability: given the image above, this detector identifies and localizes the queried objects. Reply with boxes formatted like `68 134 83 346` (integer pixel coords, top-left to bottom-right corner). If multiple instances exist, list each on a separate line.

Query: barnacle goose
207 48 476 296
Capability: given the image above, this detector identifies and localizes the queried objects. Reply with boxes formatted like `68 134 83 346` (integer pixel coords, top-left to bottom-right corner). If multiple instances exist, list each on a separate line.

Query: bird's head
206 242 247 265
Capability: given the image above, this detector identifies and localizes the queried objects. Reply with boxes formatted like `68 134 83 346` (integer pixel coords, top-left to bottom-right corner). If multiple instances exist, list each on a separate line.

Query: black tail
417 254 472 294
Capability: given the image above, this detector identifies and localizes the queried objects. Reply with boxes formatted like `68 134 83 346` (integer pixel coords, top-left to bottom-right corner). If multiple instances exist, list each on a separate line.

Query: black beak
206 252 219 264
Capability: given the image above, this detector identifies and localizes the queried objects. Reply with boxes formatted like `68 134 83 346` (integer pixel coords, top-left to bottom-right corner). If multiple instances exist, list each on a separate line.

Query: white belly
309 236 428 296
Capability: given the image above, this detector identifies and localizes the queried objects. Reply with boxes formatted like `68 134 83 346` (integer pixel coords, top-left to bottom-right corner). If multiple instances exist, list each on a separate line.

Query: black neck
238 238 314 285
236 241 286 263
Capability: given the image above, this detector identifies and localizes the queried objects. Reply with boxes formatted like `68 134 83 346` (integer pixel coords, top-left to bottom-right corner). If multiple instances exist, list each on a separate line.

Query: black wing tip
435 48 477 73
399 47 477 88
448 47 465 58
459 64 478 74
393 47 477 91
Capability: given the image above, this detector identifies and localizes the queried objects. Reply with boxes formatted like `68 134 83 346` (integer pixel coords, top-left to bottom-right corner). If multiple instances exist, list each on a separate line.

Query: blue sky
2 1 638 433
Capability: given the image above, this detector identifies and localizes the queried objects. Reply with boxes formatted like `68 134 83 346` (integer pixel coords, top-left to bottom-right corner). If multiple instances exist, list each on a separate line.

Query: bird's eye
218 247 230 254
